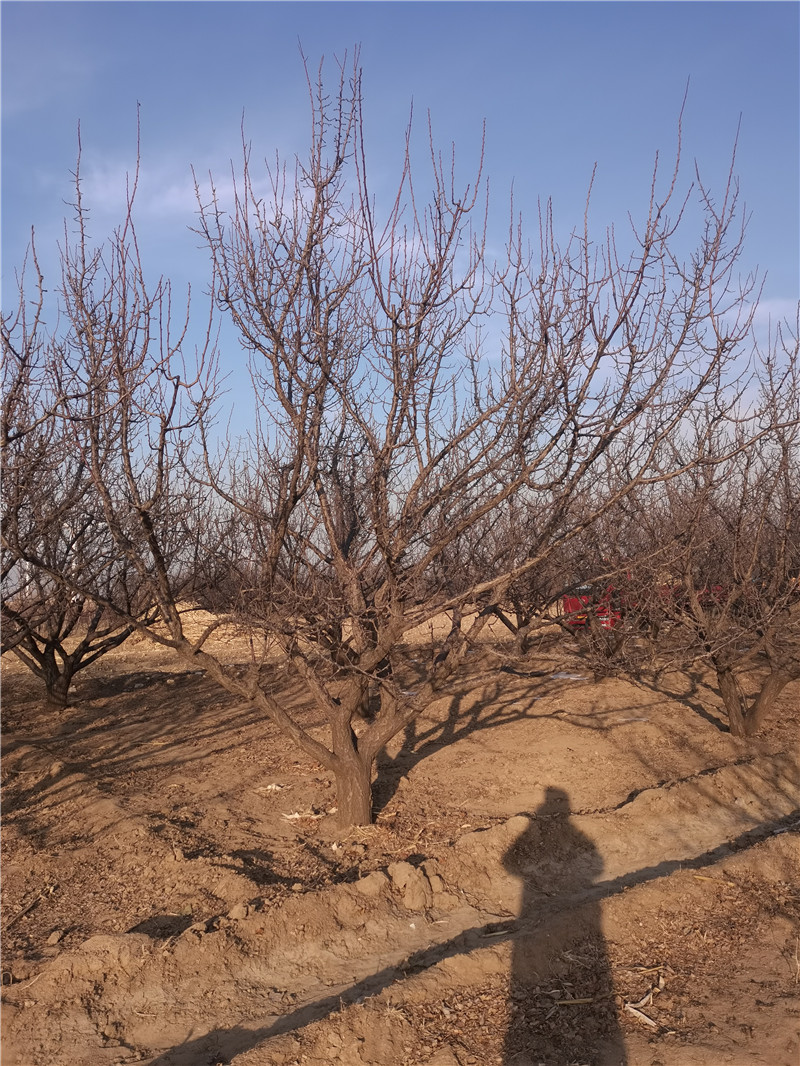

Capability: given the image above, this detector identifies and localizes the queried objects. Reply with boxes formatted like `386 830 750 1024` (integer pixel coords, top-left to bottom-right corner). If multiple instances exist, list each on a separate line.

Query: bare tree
1 146 216 707
1 250 145 706
7 56 785 824
571 317 800 736
612 337 800 736
1 545 148 710
183 57 770 822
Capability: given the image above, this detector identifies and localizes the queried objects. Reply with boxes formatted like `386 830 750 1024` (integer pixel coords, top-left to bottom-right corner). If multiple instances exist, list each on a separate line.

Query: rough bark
742 668 794 737
715 663 795 738
333 757 374 828
716 664 748 737
41 653 75 709
330 700 375 826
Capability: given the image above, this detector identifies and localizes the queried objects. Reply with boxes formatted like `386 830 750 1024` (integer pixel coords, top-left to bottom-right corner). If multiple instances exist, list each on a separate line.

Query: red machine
562 585 622 629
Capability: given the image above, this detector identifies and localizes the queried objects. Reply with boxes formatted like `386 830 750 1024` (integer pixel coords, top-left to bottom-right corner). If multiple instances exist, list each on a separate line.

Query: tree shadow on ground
373 677 548 815
372 657 661 815
636 667 730 732
0 666 319 839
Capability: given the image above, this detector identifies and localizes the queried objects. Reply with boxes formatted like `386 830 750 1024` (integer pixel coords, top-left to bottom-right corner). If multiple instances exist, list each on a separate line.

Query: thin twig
693 873 736 888
624 1002 660 1029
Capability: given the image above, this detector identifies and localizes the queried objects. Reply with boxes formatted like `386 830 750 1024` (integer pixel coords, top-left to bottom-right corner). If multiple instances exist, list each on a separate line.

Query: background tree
1 252 146 707
611 342 800 736
1 154 216 707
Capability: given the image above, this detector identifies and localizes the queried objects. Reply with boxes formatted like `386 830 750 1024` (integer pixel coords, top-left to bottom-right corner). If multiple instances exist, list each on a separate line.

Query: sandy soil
2 622 799 1066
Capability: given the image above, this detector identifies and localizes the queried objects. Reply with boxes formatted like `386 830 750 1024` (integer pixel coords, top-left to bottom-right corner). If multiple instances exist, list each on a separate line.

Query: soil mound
2 644 798 1065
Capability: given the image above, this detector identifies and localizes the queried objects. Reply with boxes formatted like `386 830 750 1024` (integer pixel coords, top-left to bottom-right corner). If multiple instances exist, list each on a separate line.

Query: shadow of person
502 786 627 1066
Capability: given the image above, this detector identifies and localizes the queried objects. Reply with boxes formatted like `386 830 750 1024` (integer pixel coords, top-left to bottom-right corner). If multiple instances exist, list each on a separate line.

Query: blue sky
3 1 798 380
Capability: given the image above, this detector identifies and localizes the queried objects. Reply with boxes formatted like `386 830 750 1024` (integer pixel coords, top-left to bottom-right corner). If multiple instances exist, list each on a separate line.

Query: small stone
422 860 448 895
291 882 303 892
227 902 249 920
46 929 64 945
388 861 433 910
426 1049 460 1066
334 895 366 928
355 871 389 898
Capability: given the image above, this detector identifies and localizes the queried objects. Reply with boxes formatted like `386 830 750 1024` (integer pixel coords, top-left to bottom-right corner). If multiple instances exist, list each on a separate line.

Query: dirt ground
2 619 799 1066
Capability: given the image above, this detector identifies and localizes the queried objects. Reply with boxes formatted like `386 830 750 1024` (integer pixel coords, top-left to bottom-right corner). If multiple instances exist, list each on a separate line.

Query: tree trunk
715 664 748 737
744 669 792 736
37 643 75 712
334 756 374 827
41 650 75 709
330 699 375 827
716 661 793 738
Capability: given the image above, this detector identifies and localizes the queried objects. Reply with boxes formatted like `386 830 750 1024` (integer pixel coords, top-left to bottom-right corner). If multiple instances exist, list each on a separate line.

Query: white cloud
748 298 799 326
74 152 279 227
76 158 194 221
